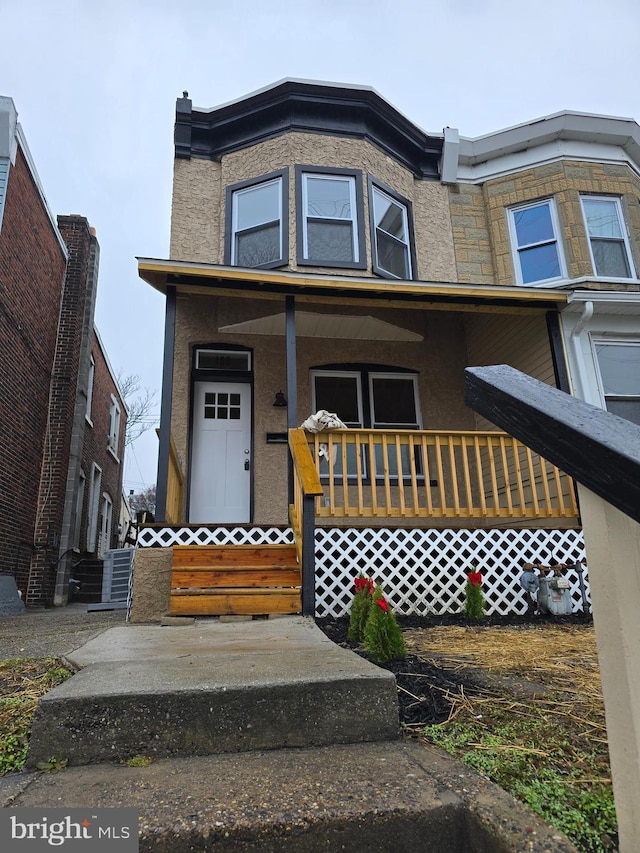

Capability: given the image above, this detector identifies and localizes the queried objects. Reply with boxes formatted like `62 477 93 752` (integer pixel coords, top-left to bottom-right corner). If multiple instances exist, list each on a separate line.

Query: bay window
581 196 635 279
225 170 287 268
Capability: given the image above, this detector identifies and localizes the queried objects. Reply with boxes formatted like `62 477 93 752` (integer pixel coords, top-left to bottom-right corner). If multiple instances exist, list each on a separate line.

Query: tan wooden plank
289 428 323 495
172 545 297 567
169 591 301 616
171 568 301 589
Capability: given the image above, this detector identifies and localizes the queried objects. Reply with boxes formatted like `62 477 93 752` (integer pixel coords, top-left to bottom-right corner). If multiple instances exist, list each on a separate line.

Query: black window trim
367 175 417 281
295 165 367 270
224 168 289 269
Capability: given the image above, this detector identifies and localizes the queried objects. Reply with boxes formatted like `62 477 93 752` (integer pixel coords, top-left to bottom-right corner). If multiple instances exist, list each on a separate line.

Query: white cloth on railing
300 410 348 461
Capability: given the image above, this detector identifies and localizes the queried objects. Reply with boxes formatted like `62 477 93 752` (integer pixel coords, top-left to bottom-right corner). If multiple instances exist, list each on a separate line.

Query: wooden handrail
288 428 323 496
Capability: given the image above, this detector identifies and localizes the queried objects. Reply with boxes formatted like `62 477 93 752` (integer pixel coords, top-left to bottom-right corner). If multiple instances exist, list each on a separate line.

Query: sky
1 0 639 495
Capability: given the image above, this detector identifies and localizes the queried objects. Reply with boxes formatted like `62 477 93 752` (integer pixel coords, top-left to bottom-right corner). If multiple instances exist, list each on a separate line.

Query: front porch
130 426 586 623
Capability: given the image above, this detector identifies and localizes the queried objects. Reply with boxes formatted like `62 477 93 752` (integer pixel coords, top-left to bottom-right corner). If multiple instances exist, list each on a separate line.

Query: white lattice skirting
137 525 588 618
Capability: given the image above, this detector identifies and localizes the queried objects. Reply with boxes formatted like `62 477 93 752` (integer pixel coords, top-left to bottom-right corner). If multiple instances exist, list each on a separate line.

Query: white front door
189 381 252 523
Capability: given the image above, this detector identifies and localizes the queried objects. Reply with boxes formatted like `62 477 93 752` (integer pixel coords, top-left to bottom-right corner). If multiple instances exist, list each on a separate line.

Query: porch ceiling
218 311 424 341
137 258 568 315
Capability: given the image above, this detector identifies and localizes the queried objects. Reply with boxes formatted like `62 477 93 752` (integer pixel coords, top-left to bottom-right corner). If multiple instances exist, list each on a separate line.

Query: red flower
376 597 389 612
468 571 482 587
354 576 374 594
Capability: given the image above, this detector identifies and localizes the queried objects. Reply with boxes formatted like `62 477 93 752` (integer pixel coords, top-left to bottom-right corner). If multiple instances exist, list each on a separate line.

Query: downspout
570 300 594 401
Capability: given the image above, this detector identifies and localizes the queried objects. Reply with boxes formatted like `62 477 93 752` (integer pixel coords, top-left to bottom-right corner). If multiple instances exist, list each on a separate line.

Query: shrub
363 585 406 663
465 568 485 622
347 575 374 642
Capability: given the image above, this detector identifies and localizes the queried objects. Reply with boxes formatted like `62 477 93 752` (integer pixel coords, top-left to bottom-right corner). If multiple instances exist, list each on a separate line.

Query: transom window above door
296 167 366 270
225 169 288 269
508 199 565 284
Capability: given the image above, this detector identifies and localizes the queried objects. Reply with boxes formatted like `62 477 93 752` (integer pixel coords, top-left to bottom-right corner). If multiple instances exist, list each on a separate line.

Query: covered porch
132 261 582 622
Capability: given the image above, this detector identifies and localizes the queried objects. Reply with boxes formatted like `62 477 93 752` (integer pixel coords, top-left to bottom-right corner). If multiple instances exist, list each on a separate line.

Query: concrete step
8 741 578 852
26 617 399 768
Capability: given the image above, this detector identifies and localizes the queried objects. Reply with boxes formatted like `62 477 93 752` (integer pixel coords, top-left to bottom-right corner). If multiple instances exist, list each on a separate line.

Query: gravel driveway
0 603 127 660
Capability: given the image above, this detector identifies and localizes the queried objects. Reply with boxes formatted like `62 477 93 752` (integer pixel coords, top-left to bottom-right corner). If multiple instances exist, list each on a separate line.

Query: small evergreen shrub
465 567 485 621
347 575 373 642
363 585 406 663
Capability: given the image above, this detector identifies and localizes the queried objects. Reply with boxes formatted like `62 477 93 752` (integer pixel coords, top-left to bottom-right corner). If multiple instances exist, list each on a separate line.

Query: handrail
164 431 185 524
465 364 640 523
289 428 323 497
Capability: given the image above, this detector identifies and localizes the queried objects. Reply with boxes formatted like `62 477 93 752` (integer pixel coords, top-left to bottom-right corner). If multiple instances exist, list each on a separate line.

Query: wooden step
169 544 301 617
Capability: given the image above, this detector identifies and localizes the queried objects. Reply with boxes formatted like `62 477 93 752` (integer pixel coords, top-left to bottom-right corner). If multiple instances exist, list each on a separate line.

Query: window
310 367 421 478
594 341 640 426
296 166 366 269
86 463 102 553
581 196 636 279
225 170 287 268
508 199 565 284
98 493 113 559
108 395 121 458
86 354 95 423
369 180 414 279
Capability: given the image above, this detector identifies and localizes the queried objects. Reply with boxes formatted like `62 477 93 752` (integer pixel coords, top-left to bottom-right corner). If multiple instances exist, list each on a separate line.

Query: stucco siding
169 131 458 283
171 294 474 525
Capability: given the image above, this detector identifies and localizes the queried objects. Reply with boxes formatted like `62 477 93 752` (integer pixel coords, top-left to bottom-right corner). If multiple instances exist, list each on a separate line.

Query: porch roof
137 258 568 315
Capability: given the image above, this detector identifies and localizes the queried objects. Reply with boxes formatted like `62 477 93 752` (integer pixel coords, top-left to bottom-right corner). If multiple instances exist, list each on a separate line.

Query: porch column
286 296 297 506
155 285 176 523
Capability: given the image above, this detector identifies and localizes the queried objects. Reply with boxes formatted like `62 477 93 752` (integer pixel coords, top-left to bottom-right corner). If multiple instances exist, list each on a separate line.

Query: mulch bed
316 614 593 727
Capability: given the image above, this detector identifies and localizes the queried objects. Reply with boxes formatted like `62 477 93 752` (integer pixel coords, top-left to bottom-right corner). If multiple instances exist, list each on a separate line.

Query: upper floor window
594 340 640 426
369 179 414 279
86 354 95 424
108 395 121 458
225 169 288 269
296 166 366 269
508 199 565 285
581 196 636 280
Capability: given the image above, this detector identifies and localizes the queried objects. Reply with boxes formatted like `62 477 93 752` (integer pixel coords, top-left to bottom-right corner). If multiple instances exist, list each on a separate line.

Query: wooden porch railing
304 428 579 523
165 433 185 524
288 428 324 615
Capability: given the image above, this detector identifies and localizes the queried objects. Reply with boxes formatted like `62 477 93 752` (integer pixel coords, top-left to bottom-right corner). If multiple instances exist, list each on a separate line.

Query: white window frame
592 337 640 424
228 174 285 268
86 354 95 425
369 183 413 280
98 492 113 559
108 395 121 459
507 198 566 285
581 195 636 280
296 167 366 269
73 470 85 551
310 370 364 428
368 372 422 429
86 463 102 553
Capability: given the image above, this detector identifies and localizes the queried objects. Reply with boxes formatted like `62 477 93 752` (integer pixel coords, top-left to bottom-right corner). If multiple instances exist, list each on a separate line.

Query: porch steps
169 544 301 616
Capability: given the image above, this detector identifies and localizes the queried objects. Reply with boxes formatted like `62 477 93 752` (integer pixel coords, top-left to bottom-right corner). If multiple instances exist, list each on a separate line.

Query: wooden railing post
288 428 323 618
301 494 316 617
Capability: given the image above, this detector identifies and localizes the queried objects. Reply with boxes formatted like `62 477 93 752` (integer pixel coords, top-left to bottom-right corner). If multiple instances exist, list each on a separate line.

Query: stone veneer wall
449 161 640 286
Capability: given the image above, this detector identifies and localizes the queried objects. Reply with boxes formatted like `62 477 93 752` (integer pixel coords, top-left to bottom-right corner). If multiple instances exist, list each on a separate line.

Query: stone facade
450 160 640 286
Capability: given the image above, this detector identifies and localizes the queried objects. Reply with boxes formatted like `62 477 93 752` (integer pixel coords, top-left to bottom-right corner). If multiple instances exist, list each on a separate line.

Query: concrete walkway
1 609 578 851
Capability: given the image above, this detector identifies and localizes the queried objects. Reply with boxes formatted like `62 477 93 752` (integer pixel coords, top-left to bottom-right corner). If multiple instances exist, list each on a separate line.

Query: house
132 79 607 623
0 96 127 607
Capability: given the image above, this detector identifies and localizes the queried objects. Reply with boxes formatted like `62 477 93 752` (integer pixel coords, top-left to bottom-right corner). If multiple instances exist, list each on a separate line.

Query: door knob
244 459 250 471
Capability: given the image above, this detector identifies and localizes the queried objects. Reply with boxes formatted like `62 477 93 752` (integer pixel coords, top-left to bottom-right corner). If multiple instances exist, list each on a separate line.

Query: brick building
0 96 126 607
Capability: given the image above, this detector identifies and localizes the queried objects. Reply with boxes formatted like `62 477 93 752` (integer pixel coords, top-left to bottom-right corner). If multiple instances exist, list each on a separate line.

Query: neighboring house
132 79 604 623
0 95 126 607
445 111 640 429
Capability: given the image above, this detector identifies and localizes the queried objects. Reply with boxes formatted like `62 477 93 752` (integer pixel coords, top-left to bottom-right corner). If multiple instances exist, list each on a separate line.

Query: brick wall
28 215 94 605
0 147 67 598
79 332 126 554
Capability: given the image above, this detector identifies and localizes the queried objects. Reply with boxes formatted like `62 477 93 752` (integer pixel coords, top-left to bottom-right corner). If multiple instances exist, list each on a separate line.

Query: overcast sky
2 0 639 495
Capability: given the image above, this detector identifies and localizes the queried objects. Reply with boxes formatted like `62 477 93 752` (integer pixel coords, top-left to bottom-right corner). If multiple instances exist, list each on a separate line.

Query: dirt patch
316 614 599 728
